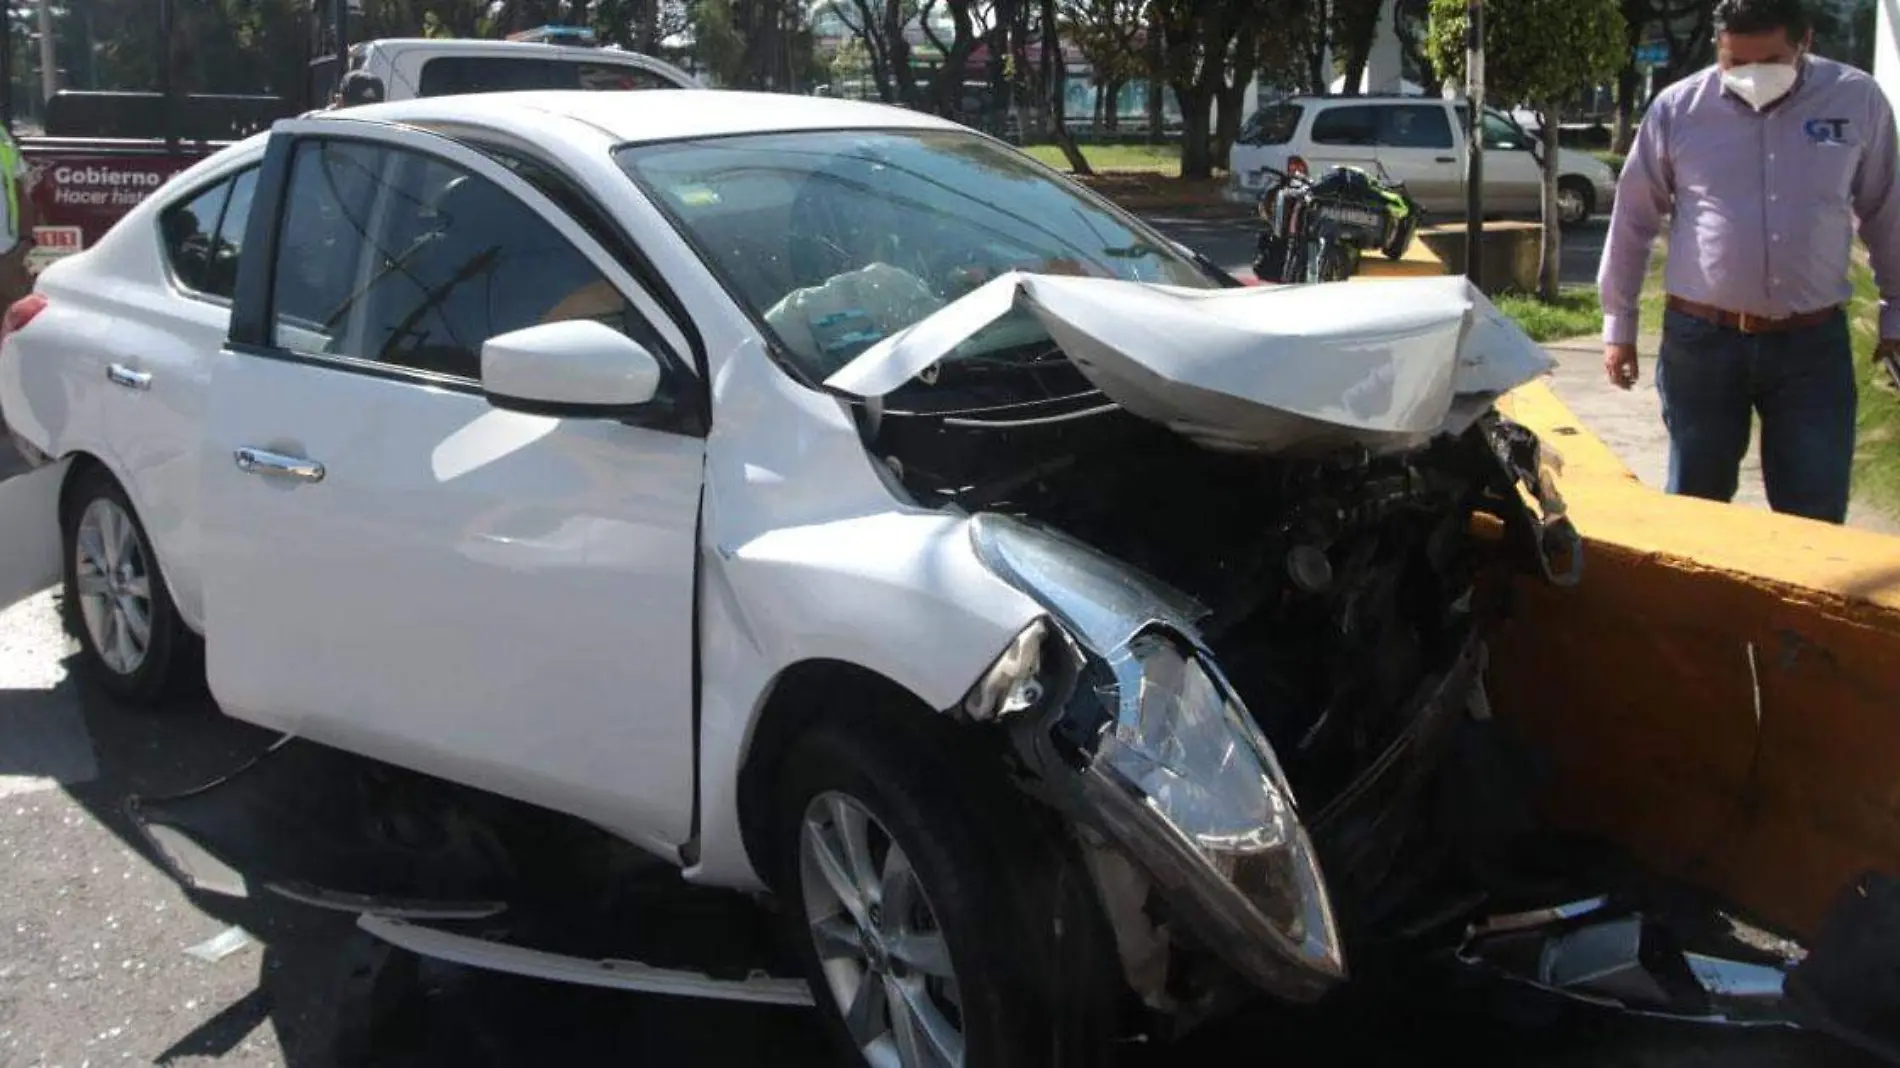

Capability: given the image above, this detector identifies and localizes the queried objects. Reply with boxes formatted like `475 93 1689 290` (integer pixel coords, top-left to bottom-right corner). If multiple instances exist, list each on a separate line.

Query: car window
616 129 1216 393
1379 105 1453 149
160 179 231 295
1310 106 1379 147
1481 112 1528 150
270 138 654 383
418 56 680 97
1453 105 1532 151
161 166 262 300
1238 103 1303 146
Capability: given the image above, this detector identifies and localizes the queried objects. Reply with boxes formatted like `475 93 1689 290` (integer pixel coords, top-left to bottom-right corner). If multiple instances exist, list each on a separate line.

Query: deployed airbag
824 273 1553 454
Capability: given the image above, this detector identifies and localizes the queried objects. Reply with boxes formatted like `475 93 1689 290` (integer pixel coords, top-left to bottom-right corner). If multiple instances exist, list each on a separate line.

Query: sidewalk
1541 334 1900 535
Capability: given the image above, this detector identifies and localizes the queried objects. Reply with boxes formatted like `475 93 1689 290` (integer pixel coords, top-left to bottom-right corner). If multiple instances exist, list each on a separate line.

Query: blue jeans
1655 307 1857 524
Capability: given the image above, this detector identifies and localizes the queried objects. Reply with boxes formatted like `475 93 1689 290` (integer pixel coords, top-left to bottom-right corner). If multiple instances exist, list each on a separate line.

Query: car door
1302 103 1383 177
1478 109 1543 215
1374 103 1462 215
200 119 706 855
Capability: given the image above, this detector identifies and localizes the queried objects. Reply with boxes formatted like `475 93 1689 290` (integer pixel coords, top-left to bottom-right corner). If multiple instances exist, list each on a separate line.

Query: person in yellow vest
0 123 34 307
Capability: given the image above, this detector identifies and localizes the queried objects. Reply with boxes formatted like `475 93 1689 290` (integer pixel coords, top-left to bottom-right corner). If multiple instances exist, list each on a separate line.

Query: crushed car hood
824 272 1553 454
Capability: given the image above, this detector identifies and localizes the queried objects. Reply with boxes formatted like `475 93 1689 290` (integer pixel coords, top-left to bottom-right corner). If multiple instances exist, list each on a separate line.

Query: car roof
339 89 961 145
1284 95 1446 106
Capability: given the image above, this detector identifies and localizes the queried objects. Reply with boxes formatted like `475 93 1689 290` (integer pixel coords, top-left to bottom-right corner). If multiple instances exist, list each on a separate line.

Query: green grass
1592 149 1627 175
1493 286 1603 343
1845 261 1900 512
1022 142 1180 174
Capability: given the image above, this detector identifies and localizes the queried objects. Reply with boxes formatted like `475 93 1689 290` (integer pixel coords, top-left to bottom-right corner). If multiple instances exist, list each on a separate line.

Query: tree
1426 0 1625 301
1060 0 1144 130
1331 0 1385 95
1038 0 1091 171
1151 0 1263 178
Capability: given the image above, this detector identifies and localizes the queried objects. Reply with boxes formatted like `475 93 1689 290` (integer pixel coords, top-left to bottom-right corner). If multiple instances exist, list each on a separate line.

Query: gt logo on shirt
1805 118 1850 143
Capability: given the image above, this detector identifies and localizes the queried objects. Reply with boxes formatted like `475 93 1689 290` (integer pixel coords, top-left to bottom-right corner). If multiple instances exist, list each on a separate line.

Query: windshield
616 129 1217 386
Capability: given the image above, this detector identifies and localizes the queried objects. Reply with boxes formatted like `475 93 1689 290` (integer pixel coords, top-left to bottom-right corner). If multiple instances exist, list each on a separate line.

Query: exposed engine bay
866 382 1541 932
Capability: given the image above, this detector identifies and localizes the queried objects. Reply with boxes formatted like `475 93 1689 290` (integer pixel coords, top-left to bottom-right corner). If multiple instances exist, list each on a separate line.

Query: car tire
60 465 201 706
1557 177 1593 230
773 716 1122 1068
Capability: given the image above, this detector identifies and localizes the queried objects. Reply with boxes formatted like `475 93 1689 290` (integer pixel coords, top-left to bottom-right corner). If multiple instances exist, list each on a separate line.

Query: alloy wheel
73 497 154 676
800 791 966 1068
1558 187 1588 225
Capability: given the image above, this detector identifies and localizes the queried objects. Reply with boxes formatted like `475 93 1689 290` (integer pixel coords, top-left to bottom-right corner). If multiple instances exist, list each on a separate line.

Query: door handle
106 363 152 391
1435 156 1456 163
234 447 325 484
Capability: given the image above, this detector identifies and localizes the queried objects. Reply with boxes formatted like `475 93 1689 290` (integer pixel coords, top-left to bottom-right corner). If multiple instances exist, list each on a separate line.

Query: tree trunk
1105 76 1123 130
1145 26 1164 141
1041 0 1092 173
1178 83 1214 178
1093 82 1105 130
1612 63 1639 154
1539 100 1561 303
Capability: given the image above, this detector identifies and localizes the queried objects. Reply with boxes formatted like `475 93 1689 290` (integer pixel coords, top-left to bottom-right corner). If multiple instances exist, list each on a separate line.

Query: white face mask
1723 61 1800 110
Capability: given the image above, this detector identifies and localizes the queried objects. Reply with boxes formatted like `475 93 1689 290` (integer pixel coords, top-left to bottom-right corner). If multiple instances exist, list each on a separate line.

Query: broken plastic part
1457 908 1813 1030
358 915 816 1007
184 925 255 963
1470 895 1609 937
961 618 1052 723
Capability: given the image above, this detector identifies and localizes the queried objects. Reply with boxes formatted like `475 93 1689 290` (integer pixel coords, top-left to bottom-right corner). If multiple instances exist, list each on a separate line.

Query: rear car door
1302 103 1383 178
1478 109 1544 215
1374 103 1462 214
200 119 706 853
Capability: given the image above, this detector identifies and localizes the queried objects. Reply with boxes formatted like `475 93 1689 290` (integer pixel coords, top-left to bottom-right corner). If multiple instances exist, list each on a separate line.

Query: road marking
0 589 98 797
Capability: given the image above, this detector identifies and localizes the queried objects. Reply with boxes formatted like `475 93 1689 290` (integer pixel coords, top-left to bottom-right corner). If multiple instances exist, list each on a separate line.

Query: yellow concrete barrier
1490 384 1900 939
1358 239 1900 938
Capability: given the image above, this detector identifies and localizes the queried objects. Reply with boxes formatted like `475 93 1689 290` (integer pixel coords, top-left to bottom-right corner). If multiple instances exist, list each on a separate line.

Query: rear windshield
417 57 683 96
1237 104 1303 146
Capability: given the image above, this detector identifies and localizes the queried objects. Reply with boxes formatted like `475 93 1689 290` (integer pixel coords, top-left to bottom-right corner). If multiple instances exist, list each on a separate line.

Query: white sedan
0 90 1566 1065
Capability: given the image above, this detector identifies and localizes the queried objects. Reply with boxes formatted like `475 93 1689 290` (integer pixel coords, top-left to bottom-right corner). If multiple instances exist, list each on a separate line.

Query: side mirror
480 320 662 417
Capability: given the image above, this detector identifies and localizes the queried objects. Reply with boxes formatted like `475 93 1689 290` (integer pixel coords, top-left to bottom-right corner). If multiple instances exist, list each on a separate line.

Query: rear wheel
1557 177 1593 229
774 718 1121 1068
60 465 199 705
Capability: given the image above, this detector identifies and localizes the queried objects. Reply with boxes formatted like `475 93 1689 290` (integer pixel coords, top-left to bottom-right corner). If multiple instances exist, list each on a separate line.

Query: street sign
1635 42 1669 67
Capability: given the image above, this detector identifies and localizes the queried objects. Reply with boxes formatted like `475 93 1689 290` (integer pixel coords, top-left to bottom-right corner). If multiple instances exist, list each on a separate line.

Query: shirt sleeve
1597 105 1673 346
1853 86 1900 340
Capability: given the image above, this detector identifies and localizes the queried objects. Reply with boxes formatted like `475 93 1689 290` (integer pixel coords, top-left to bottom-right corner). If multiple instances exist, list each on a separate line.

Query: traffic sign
1634 41 1669 67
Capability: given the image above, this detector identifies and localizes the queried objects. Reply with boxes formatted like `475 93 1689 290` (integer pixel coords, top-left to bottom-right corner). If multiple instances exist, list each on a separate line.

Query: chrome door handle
106 363 152 391
234 447 325 484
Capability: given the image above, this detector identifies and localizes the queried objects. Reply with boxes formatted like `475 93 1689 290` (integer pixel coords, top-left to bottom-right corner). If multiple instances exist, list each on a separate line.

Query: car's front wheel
775 717 1121 1068
60 465 199 705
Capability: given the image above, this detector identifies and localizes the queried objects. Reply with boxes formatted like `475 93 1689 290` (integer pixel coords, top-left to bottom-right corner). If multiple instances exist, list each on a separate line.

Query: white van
1229 96 1619 228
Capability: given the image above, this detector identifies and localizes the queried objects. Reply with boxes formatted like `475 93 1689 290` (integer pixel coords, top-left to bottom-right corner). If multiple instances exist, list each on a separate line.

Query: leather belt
1665 295 1841 335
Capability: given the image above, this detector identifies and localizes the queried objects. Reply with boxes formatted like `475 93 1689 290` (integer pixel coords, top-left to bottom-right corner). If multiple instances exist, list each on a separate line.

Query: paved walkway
1542 334 1900 535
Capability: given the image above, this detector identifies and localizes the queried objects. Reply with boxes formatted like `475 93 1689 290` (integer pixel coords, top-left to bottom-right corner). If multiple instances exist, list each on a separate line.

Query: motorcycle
1252 164 1424 285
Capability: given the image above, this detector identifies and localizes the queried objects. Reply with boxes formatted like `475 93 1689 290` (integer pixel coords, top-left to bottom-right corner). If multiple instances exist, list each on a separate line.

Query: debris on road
182 925 253 964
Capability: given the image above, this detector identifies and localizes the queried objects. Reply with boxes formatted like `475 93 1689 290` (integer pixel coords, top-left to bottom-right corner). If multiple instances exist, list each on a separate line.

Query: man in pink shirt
1597 0 1900 524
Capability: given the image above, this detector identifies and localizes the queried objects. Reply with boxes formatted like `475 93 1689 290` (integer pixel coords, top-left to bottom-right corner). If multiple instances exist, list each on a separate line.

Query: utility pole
1464 0 1484 289
36 0 55 107
2 0 13 129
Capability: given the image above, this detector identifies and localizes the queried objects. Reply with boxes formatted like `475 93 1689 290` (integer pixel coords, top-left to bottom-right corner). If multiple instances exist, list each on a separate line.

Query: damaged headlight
1093 633 1344 992
968 514 1346 1001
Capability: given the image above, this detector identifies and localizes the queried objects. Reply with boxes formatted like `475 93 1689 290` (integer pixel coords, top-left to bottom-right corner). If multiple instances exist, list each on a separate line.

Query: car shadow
5 592 833 1066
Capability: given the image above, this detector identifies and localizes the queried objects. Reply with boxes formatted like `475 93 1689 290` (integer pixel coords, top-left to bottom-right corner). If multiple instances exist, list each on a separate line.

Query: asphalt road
0 241 1882 1068
1148 214 1611 287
